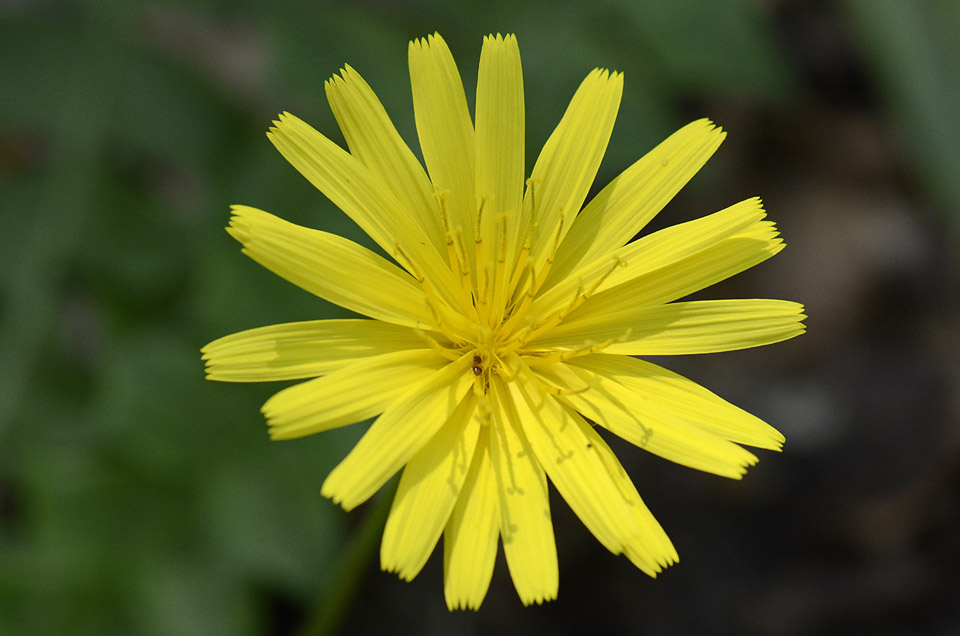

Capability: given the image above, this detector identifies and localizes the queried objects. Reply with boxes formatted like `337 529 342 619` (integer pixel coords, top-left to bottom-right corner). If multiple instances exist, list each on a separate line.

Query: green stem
295 480 396 636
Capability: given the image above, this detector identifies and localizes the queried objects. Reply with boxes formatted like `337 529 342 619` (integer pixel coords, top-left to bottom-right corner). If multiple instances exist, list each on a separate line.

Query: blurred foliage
1 1 959 635
844 0 960 216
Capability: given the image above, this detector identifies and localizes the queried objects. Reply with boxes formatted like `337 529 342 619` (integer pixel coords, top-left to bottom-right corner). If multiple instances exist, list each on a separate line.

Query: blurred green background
3 1 959 635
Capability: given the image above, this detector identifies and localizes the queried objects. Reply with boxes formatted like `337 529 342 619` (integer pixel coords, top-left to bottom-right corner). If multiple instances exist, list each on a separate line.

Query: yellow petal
227 205 433 327
537 362 759 478
532 197 770 318
443 426 500 611
325 65 445 253
408 33 476 248
505 364 674 573
572 354 785 450
321 354 473 510
489 376 558 605
584 427 679 575
262 349 446 440
536 299 806 355
562 224 783 324
381 393 481 581
600 197 774 291
475 34 524 261
201 319 426 382
267 113 464 310
547 119 725 288
524 69 622 269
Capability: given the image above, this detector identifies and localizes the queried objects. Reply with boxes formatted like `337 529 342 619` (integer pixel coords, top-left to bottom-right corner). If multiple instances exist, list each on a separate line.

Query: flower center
410 184 628 396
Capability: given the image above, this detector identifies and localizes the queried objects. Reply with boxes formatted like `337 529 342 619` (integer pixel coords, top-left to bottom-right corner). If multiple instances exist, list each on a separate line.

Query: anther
526 178 539 221
453 228 471 282
585 255 625 298
505 231 533 304
475 195 487 243
496 214 510 265
527 216 565 299
393 242 423 282
436 189 463 275
489 213 513 326
548 216 565 264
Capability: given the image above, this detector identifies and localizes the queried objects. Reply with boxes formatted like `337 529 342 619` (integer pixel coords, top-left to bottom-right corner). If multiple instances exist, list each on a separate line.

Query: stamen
525 178 539 230
584 255 625 299
452 228 475 295
559 282 585 320
477 265 492 314
474 196 486 275
497 258 542 341
549 216 565 262
521 328 633 365
433 190 479 316
505 229 533 304
393 241 419 279
503 178 539 304
396 242 474 342
536 373 594 396
527 215 565 299
424 297 466 346
413 326 461 361
518 262 539 309
489 212 513 327
475 195 487 249
496 214 510 267
473 195 496 323
522 255 626 344
435 189 460 275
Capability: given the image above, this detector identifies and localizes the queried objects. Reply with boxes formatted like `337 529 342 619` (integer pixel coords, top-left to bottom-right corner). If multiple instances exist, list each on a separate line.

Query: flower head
202 33 805 609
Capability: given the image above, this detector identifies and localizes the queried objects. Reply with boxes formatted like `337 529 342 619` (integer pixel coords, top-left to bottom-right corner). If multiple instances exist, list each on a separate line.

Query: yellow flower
202 33 804 609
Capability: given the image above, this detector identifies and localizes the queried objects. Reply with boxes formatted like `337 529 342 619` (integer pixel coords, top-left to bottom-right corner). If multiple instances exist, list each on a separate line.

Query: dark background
2 1 959 635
